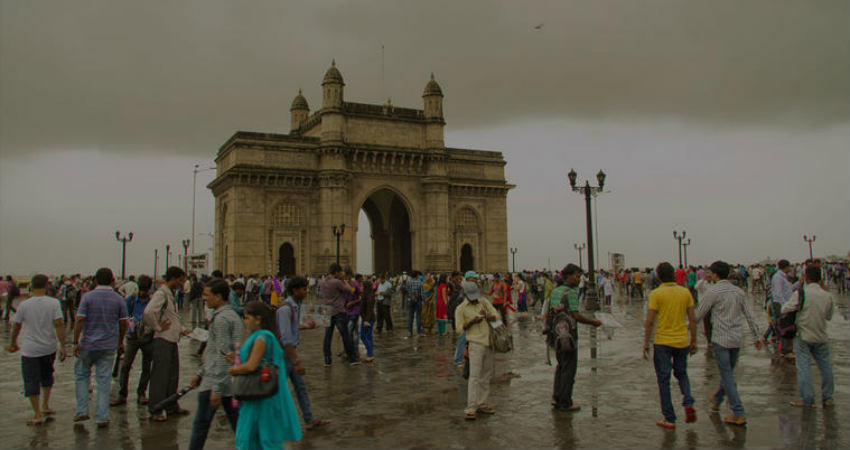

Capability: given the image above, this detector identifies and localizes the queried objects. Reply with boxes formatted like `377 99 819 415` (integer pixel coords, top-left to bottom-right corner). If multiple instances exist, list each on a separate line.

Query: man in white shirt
782 265 835 408
6 274 66 425
119 276 139 298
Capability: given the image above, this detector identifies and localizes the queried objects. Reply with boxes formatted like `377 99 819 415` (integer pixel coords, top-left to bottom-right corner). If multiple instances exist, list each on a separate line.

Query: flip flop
149 414 168 422
305 419 330 430
789 401 815 408
656 419 675 429
41 409 56 415
26 418 45 426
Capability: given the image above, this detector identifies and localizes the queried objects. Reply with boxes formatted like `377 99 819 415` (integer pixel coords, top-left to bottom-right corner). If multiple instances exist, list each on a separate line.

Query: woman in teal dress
229 301 302 450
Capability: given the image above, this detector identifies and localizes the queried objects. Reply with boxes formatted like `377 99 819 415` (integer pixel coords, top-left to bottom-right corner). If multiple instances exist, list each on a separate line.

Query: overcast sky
1 0 848 277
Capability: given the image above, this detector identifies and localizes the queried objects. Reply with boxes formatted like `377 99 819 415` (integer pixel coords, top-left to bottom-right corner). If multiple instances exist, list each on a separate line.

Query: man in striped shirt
695 261 762 426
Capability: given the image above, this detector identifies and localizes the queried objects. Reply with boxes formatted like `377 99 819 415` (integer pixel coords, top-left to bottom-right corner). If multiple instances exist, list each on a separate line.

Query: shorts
21 353 56 397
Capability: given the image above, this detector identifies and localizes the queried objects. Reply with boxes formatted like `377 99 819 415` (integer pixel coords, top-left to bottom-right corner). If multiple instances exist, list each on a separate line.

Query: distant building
209 61 513 276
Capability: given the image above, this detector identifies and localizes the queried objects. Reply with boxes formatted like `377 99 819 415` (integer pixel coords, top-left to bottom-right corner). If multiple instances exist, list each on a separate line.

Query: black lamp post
332 224 346 266
803 234 816 260
574 243 586 270
682 238 691 267
115 231 133 281
154 249 159 282
166 244 171 268
567 168 606 312
182 239 191 272
510 247 517 273
673 230 686 269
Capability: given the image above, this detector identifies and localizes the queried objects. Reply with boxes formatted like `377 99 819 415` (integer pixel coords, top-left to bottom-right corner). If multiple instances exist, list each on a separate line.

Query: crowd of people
1 254 845 447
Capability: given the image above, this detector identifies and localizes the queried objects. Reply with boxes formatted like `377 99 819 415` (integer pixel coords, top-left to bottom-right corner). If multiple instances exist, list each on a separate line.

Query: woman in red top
435 274 449 336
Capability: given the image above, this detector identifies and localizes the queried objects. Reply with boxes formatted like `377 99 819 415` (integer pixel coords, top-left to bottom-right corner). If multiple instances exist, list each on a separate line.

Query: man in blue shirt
277 277 329 430
112 275 154 406
73 268 128 427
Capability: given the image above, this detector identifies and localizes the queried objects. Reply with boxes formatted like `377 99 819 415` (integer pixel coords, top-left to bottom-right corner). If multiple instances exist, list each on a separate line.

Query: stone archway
460 243 474 272
279 242 296 276
360 188 412 274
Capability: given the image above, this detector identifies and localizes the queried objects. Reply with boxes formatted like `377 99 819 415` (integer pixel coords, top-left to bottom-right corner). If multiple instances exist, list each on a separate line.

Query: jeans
189 298 204 326
711 344 744 416
653 344 694 423
117 335 152 399
347 315 360 351
453 333 467 365
553 349 578 408
794 339 834 405
284 357 314 424
360 322 374 357
75 349 115 422
323 313 358 364
188 390 238 450
407 301 422 335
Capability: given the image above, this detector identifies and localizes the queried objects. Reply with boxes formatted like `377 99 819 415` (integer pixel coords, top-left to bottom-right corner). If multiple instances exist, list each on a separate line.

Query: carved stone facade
208 63 513 275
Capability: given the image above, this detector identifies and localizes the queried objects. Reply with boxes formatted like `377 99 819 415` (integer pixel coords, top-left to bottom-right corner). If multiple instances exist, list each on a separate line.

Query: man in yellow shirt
455 279 499 421
643 262 698 429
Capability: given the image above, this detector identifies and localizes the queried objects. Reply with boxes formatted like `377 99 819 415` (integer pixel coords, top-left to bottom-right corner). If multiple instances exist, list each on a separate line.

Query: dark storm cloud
0 0 846 158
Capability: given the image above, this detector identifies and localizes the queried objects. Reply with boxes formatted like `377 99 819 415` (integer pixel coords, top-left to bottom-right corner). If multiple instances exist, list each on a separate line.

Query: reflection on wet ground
1 289 847 449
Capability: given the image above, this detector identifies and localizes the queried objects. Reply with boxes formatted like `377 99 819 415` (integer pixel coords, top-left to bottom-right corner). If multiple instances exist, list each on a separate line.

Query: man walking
375 275 394 334
769 259 795 358
405 271 424 337
545 264 602 411
73 268 128 427
7 274 66 425
694 261 762 425
320 264 359 366
455 279 500 421
188 278 243 450
783 265 835 408
144 266 190 421
112 275 154 407
277 276 331 431
643 262 698 429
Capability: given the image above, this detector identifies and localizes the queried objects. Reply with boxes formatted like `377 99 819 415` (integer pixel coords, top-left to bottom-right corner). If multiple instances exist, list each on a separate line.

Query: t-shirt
648 282 694 348
675 269 687 286
548 285 579 311
77 286 128 351
320 277 349 316
13 296 63 357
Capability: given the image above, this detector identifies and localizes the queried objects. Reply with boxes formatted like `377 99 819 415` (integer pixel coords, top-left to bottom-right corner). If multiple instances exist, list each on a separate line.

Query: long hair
243 300 280 342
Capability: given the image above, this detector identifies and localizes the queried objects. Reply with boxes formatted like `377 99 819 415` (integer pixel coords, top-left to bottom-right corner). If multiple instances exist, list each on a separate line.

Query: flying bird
533 23 544 30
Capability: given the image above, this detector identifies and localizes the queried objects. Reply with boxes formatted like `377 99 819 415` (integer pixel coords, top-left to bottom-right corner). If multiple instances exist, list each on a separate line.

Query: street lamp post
803 234 816 260
192 164 216 257
574 243 586 270
115 231 134 281
154 249 159 282
510 247 517 273
166 244 171 268
682 238 691 267
332 224 345 266
182 239 190 272
673 230 686 269
567 168 606 311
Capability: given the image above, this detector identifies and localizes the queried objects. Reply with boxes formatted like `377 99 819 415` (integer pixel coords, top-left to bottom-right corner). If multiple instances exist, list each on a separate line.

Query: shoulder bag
231 335 280 401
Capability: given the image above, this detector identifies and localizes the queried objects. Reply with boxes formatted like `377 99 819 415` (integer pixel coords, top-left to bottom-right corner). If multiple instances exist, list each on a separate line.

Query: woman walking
435 275 449 336
229 301 301 450
421 274 436 334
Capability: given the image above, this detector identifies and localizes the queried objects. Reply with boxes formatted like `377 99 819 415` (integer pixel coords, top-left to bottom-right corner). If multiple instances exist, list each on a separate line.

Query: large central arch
359 188 412 274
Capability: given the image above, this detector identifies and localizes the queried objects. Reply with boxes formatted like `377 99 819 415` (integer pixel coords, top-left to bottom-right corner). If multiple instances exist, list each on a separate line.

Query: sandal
26 417 45 426
109 398 126 407
789 401 815 408
305 419 330 430
464 412 476 421
150 414 168 422
476 406 495 415
41 408 56 415
656 419 675 429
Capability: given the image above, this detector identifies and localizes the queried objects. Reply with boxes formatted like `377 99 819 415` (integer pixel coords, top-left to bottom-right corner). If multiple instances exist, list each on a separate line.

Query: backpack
546 289 577 353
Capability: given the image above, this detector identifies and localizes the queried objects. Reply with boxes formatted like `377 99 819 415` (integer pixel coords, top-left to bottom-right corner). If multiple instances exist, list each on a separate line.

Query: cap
464 270 479 279
461 280 482 300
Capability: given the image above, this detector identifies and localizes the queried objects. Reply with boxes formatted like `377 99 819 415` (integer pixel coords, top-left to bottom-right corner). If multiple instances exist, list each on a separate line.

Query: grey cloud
1 0 847 159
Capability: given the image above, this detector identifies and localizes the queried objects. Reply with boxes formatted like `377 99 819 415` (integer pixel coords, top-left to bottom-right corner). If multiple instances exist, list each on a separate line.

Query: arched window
273 202 302 227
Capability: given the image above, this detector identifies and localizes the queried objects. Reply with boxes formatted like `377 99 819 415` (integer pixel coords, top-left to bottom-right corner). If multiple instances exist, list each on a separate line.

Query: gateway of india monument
208 61 513 276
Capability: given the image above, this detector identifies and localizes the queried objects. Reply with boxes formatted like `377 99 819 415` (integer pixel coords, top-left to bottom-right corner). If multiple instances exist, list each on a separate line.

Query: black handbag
232 360 279 401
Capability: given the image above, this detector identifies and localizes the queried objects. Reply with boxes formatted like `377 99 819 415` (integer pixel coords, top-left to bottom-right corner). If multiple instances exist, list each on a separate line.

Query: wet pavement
1 288 847 449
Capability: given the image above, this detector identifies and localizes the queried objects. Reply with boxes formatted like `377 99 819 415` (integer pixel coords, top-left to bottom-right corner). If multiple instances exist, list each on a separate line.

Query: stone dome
322 59 344 85
290 89 309 111
423 73 443 96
